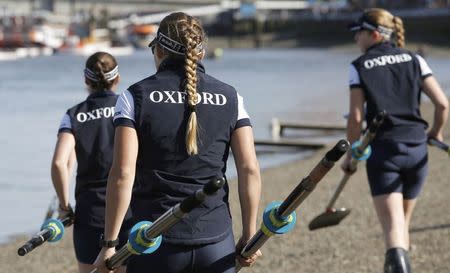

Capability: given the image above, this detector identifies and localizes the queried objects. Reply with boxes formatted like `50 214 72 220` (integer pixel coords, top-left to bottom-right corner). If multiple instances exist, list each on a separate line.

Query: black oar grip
179 177 225 213
203 177 226 195
368 110 387 133
17 229 51 256
325 139 350 162
18 242 35 256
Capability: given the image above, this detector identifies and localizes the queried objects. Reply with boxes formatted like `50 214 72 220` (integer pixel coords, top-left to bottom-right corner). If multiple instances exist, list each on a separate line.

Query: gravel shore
1 102 449 273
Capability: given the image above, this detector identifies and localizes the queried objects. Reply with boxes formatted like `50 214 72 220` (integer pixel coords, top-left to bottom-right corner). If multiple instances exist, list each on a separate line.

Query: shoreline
206 35 450 59
2 102 450 272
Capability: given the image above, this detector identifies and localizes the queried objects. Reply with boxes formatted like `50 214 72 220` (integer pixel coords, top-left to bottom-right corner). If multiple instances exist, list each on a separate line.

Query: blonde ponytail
393 16 405 48
364 9 406 48
184 19 203 155
156 12 205 155
185 42 199 155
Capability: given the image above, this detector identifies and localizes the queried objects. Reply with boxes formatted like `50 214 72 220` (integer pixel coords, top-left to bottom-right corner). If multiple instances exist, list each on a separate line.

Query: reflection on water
0 48 449 242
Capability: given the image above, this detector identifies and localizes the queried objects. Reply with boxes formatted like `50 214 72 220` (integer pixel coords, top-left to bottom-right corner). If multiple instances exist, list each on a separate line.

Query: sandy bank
1 102 449 273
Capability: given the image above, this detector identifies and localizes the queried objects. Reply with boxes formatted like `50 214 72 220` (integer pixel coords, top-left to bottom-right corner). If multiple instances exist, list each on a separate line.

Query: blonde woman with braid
341 8 448 273
94 12 262 273
51 52 132 273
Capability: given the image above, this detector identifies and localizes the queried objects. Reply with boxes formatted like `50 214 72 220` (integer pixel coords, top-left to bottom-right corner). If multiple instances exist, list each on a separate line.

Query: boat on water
0 13 135 60
57 27 134 56
0 47 54 61
128 24 157 49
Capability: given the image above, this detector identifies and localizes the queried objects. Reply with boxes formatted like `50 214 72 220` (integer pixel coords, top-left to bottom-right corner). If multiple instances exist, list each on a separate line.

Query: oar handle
326 174 351 209
428 137 450 153
368 110 387 134
237 139 349 270
93 177 226 272
357 110 386 152
17 229 52 256
17 213 74 256
180 177 225 213
325 110 386 209
277 139 350 218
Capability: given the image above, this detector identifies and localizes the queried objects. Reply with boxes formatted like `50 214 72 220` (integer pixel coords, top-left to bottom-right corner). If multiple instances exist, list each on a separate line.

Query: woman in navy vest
341 8 448 273
94 12 262 273
51 52 131 273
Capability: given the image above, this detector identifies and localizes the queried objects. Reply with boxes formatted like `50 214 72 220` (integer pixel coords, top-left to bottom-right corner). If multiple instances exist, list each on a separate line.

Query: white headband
84 65 119 82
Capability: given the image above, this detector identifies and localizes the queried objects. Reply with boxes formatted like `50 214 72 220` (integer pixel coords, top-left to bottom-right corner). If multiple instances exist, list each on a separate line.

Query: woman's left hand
93 247 116 273
57 204 74 224
235 236 262 267
341 156 356 175
427 130 444 142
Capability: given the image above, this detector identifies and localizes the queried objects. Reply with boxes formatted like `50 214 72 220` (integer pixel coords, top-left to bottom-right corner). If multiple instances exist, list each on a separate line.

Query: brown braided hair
363 8 405 48
85 51 118 92
392 16 405 48
157 12 206 155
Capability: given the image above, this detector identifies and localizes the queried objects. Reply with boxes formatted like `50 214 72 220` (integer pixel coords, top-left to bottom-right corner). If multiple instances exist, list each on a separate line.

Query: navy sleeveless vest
62 91 131 227
351 42 428 143
126 58 244 245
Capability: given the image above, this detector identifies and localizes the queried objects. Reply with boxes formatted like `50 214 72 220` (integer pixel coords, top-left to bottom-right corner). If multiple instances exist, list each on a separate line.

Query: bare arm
341 88 365 173
51 132 75 209
67 149 77 176
346 88 366 155
104 126 138 241
422 76 449 141
230 126 261 240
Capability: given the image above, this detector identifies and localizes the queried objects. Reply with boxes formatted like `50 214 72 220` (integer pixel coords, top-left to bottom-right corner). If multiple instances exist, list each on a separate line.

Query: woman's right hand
93 247 116 273
235 236 262 267
340 156 356 175
57 203 74 223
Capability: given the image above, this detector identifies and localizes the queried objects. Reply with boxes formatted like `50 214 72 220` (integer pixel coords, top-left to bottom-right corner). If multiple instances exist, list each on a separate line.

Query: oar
428 137 450 157
18 205 74 256
91 177 225 273
44 195 59 220
308 111 386 231
236 139 349 272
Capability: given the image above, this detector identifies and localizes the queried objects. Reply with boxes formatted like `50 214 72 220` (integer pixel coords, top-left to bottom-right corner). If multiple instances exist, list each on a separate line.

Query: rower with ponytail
344 8 448 273
94 12 262 273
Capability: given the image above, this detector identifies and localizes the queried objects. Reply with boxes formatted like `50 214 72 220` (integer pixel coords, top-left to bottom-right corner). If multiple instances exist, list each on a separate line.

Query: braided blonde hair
158 12 205 155
364 8 406 48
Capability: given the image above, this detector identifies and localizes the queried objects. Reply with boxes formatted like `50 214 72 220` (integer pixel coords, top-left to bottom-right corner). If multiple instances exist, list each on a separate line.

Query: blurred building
0 0 224 15
348 0 449 9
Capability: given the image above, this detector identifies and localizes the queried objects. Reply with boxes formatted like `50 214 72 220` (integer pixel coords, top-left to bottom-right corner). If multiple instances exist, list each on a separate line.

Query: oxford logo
76 107 115 122
364 53 412 69
149 91 227 106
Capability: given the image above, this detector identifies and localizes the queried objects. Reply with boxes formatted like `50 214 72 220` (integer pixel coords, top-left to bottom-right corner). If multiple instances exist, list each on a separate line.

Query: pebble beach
1 102 449 273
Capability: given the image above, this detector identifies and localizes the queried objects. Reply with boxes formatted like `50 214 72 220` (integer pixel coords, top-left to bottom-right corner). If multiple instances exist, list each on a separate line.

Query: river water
0 48 449 243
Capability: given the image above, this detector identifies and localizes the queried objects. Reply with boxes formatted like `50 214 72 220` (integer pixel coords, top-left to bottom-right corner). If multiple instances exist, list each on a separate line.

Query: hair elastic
188 103 197 113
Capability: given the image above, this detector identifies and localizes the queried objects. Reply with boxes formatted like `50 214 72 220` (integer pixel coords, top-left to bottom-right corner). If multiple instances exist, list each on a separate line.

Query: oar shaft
325 111 386 209
428 138 450 151
278 140 349 218
17 215 73 256
277 177 316 219
105 206 183 269
326 174 351 209
97 177 226 271
237 140 349 268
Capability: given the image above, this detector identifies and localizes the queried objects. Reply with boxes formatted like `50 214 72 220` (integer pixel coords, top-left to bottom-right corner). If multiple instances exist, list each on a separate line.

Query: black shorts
73 222 131 264
366 140 428 199
126 231 236 273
